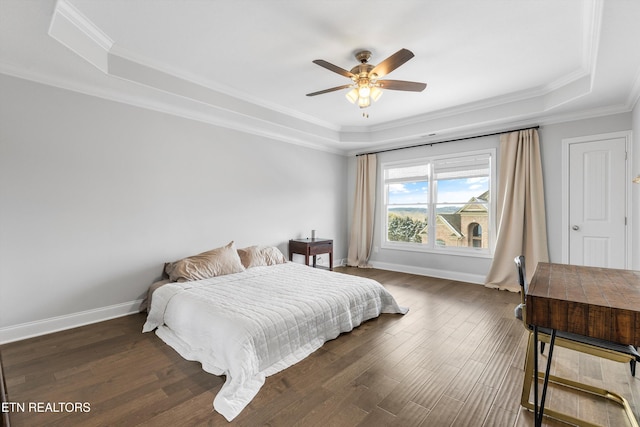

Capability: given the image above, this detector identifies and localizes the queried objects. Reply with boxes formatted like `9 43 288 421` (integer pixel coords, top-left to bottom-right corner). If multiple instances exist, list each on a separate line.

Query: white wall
350 113 635 281
538 113 633 264
633 102 640 269
0 74 348 341
2 71 636 342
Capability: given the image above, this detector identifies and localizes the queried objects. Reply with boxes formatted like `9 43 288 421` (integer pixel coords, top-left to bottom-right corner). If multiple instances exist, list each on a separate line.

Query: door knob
572 225 580 231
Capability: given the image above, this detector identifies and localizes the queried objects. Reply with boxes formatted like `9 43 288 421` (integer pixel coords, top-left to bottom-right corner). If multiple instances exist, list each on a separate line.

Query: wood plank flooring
1 267 638 426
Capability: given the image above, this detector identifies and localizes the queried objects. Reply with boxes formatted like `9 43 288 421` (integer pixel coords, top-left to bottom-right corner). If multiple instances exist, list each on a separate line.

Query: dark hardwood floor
1 267 638 426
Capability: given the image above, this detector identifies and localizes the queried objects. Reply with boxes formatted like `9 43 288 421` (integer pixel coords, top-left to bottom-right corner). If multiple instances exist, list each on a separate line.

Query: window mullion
428 163 436 249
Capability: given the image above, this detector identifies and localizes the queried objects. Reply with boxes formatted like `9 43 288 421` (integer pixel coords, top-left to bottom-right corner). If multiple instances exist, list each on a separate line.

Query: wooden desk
527 263 640 347
525 262 640 427
289 238 333 271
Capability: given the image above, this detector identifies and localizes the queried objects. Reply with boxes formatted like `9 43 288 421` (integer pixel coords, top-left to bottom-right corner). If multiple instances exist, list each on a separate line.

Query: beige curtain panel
485 129 549 292
347 154 377 267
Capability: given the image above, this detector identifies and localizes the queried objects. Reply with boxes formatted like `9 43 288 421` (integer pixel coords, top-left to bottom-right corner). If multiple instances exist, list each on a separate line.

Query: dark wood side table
289 238 333 271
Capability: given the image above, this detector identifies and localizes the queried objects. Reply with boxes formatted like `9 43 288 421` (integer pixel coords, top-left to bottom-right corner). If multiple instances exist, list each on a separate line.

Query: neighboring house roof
456 190 489 214
418 191 489 237
438 214 463 238
443 191 489 236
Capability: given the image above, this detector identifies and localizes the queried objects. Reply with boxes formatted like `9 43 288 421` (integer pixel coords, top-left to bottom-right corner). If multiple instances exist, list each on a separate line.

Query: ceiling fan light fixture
345 88 358 104
308 48 425 111
357 84 371 99
370 86 383 102
358 96 371 108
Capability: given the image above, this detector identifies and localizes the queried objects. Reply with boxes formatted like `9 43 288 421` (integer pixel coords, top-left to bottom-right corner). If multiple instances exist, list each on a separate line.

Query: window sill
381 242 493 259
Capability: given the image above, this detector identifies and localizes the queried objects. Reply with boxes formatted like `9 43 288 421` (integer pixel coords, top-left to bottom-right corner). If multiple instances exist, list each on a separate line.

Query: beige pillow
165 241 245 282
139 278 172 312
238 245 287 269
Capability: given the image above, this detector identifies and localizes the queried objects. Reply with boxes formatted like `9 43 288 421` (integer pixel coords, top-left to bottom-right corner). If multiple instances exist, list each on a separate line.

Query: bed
142 243 408 421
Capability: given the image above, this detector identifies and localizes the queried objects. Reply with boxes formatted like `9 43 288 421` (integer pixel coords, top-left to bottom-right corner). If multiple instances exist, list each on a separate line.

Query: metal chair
514 255 639 427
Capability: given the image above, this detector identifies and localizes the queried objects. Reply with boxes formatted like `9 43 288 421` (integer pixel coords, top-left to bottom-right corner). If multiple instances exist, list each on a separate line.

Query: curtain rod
355 125 540 157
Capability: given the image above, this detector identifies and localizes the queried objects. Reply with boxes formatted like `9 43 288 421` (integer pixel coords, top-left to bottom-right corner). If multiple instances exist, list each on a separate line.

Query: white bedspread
142 262 407 421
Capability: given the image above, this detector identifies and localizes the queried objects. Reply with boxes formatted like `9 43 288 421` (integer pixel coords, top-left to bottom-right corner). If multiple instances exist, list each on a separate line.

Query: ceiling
1 0 640 154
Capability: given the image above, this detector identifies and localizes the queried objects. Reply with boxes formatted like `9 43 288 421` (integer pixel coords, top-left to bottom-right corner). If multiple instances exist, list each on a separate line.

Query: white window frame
380 148 496 258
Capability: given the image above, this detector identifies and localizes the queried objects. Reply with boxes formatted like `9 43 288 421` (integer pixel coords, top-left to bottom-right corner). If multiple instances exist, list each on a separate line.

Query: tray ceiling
1 0 639 154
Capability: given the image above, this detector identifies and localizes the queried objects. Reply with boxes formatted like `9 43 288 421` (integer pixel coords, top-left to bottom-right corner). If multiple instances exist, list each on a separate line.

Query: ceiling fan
306 48 427 109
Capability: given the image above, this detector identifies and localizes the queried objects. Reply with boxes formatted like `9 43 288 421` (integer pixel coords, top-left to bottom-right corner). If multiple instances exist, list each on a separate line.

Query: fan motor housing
354 50 372 63
350 63 374 79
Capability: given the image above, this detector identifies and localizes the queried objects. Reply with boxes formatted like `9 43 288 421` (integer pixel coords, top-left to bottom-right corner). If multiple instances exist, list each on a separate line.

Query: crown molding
7 54 624 159
0 64 346 156
46 0 348 154
340 81 592 146
31 0 629 155
582 0 603 75
344 103 633 157
627 67 640 111
51 0 113 51
343 68 593 138
48 0 112 72
109 43 340 132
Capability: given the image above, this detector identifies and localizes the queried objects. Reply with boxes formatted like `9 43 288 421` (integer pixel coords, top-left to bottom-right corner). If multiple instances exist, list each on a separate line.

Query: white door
566 135 628 268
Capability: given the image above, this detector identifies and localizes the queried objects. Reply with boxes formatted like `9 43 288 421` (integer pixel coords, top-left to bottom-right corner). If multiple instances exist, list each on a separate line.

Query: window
382 150 494 256
469 223 482 247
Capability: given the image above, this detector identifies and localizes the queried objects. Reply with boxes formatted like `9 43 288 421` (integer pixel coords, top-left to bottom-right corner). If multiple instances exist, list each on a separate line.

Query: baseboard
335 258 347 267
369 261 486 285
0 300 143 345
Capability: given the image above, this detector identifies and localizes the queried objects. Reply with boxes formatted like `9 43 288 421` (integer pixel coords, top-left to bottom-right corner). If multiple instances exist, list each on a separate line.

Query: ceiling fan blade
306 84 353 97
378 79 427 92
370 48 415 78
312 60 355 78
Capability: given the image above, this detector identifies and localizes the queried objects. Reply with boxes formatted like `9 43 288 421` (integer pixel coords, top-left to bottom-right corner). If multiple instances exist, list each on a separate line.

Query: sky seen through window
388 177 489 206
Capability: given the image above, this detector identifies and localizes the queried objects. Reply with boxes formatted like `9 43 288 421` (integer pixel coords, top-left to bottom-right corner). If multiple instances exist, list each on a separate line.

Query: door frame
561 131 632 267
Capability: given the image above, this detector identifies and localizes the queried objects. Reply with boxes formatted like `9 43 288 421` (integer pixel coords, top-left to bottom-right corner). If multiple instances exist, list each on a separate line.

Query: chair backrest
514 255 528 323
514 255 527 293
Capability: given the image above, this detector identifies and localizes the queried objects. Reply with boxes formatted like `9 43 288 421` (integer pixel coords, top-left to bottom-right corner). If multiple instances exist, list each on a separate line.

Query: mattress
143 262 407 421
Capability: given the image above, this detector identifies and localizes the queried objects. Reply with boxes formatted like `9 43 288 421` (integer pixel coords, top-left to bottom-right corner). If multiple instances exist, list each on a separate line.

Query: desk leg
533 327 539 426
522 329 638 427
534 327 557 427
312 255 317 268
329 252 333 271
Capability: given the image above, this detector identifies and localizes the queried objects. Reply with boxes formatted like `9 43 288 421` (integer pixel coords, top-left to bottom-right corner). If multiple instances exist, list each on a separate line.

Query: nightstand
289 238 333 271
